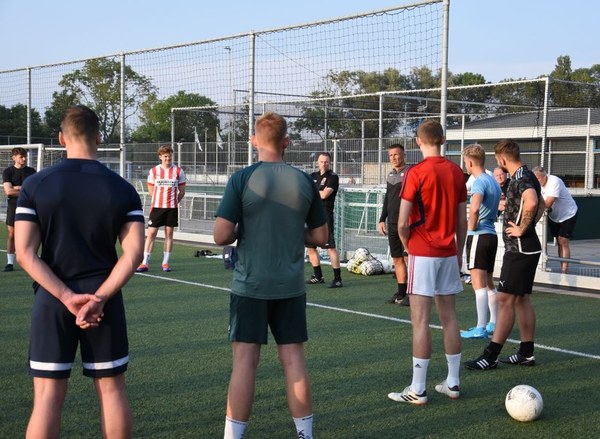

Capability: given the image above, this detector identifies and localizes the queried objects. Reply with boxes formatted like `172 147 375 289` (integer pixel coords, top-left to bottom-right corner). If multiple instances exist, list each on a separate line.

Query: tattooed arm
506 188 540 237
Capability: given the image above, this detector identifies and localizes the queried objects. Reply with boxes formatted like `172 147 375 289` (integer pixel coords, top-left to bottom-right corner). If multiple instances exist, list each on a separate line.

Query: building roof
446 108 600 141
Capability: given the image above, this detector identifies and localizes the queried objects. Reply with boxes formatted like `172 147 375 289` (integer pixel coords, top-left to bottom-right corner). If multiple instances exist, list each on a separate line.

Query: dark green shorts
228 293 308 344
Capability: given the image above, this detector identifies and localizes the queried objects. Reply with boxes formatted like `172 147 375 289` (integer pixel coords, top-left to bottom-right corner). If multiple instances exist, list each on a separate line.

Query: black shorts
29 283 129 379
5 199 17 226
307 212 336 249
548 213 577 239
497 251 540 296
228 293 308 345
387 223 404 258
466 234 498 273
148 207 179 228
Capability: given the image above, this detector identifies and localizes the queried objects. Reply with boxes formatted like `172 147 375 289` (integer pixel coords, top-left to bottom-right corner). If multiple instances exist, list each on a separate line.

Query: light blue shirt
468 172 501 235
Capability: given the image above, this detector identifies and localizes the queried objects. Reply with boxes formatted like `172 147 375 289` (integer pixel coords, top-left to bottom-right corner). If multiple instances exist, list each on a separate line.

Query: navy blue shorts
29 283 129 379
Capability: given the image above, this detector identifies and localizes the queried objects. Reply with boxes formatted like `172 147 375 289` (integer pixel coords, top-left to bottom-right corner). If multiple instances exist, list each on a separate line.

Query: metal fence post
120 53 126 177
248 33 256 166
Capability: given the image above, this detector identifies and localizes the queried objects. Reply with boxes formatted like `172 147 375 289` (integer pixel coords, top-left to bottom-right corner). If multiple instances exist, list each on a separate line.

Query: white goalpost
0 143 45 171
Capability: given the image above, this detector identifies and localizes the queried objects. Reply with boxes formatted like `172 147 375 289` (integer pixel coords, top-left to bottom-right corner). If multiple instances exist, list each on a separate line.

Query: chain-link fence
2 0 600 287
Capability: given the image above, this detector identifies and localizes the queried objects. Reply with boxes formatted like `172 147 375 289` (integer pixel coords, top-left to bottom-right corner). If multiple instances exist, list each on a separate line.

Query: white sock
445 353 461 388
487 288 497 323
224 417 247 439
475 288 488 328
293 414 313 439
142 252 151 265
411 357 430 394
7 253 15 265
162 252 171 265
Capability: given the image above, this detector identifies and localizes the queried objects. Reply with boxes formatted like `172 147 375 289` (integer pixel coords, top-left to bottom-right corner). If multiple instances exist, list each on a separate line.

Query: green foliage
132 91 219 143
57 58 156 143
549 55 600 108
43 90 79 135
293 68 416 139
0 103 48 144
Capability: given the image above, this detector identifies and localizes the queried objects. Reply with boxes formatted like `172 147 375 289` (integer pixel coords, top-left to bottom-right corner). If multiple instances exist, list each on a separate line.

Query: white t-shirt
541 174 578 222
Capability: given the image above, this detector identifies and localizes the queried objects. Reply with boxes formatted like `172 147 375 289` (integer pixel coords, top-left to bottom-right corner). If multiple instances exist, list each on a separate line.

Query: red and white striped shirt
147 165 186 209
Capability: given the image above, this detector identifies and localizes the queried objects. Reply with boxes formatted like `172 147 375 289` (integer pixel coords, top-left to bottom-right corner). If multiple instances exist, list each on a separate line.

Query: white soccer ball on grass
505 384 543 422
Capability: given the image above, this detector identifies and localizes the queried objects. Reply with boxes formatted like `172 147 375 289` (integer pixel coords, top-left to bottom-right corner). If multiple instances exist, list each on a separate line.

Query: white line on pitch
137 272 600 361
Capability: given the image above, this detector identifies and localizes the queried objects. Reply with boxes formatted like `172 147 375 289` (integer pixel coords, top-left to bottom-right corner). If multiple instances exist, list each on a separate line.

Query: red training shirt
400 156 467 257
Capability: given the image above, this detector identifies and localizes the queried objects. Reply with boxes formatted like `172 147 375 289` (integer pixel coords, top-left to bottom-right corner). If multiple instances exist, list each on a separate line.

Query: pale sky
0 0 597 82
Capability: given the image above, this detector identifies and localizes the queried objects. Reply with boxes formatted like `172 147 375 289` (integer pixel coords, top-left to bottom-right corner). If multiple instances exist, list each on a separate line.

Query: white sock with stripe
293 414 313 439
411 357 430 394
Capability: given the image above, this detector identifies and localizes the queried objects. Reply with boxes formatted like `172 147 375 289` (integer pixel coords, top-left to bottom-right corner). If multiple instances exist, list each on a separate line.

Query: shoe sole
434 388 460 400
464 361 498 371
387 393 427 405
460 333 488 339
499 359 535 366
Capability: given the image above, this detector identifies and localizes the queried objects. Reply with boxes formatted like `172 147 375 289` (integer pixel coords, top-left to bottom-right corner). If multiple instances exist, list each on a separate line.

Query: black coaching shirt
2 165 36 201
503 165 542 254
310 170 339 213
15 159 145 281
379 165 409 225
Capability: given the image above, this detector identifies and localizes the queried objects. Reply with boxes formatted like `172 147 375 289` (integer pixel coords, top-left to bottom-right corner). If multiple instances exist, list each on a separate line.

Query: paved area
544 239 600 277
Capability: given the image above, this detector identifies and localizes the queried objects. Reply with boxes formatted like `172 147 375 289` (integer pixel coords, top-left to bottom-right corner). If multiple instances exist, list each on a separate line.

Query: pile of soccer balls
346 247 390 276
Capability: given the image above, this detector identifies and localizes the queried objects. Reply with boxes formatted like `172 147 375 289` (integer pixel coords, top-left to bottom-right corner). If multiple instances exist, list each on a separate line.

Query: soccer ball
360 259 383 276
380 259 394 274
352 247 372 264
346 258 362 274
505 385 543 422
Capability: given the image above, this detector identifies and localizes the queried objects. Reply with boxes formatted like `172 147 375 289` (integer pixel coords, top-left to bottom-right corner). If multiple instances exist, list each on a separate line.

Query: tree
57 58 156 143
44 90 79 137
293 68 412 139
131 91 219 143
549 55 600 108
0 104 48 145
446 72 492 124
